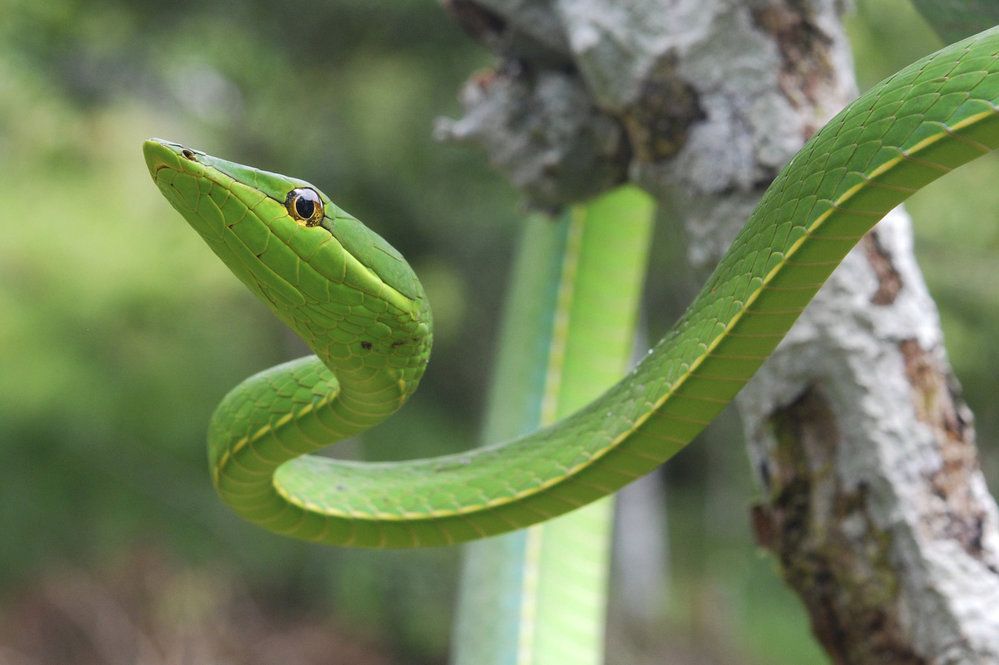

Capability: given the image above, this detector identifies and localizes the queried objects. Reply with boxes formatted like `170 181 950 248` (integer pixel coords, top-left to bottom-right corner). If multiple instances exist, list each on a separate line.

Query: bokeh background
1 0 997 663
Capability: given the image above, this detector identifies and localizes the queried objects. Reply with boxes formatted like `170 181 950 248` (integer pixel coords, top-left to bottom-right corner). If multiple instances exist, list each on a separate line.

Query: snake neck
309 294 433 417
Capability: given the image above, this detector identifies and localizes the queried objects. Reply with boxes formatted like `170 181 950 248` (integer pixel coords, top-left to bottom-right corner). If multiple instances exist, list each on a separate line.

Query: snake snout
142 139 183 180
143 139 204 180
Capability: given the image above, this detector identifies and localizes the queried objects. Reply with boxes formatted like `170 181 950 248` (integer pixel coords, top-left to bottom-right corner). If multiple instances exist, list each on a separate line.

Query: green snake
145 26 999 549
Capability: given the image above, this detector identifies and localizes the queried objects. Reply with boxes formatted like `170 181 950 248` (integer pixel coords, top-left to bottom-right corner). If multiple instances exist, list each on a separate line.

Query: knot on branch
436 0 706 208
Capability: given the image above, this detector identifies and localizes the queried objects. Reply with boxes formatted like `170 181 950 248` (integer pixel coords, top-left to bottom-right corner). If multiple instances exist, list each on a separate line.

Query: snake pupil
295 197 314 219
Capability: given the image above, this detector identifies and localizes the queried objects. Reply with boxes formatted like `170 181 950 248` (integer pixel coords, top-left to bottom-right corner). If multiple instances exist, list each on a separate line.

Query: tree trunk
438 0 999 662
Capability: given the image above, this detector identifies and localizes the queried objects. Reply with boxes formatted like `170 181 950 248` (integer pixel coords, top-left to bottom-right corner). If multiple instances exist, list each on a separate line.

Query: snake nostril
181 148 197 160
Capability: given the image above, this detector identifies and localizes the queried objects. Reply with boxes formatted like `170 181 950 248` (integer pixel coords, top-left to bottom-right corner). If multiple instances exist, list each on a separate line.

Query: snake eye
285 188 324 226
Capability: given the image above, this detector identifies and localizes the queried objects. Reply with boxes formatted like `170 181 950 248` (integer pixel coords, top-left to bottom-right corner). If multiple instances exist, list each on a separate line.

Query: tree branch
440 0 999 662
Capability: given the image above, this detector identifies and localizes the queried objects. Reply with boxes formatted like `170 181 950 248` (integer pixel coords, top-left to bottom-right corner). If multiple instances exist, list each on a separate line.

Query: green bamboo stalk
451 187 655 665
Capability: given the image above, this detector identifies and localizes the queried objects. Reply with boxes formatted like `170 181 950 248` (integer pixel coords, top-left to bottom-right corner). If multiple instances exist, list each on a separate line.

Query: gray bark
439 0 999 663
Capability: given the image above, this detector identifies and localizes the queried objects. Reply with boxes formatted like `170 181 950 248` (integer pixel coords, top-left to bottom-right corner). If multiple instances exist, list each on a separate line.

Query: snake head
143 139 432 384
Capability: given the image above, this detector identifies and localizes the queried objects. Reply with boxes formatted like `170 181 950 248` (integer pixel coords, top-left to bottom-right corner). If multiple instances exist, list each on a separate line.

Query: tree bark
439 0 999 662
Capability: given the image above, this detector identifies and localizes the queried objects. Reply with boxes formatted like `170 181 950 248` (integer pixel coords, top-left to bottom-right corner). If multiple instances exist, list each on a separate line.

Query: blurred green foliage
0 1 509 660
0 0 996 663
